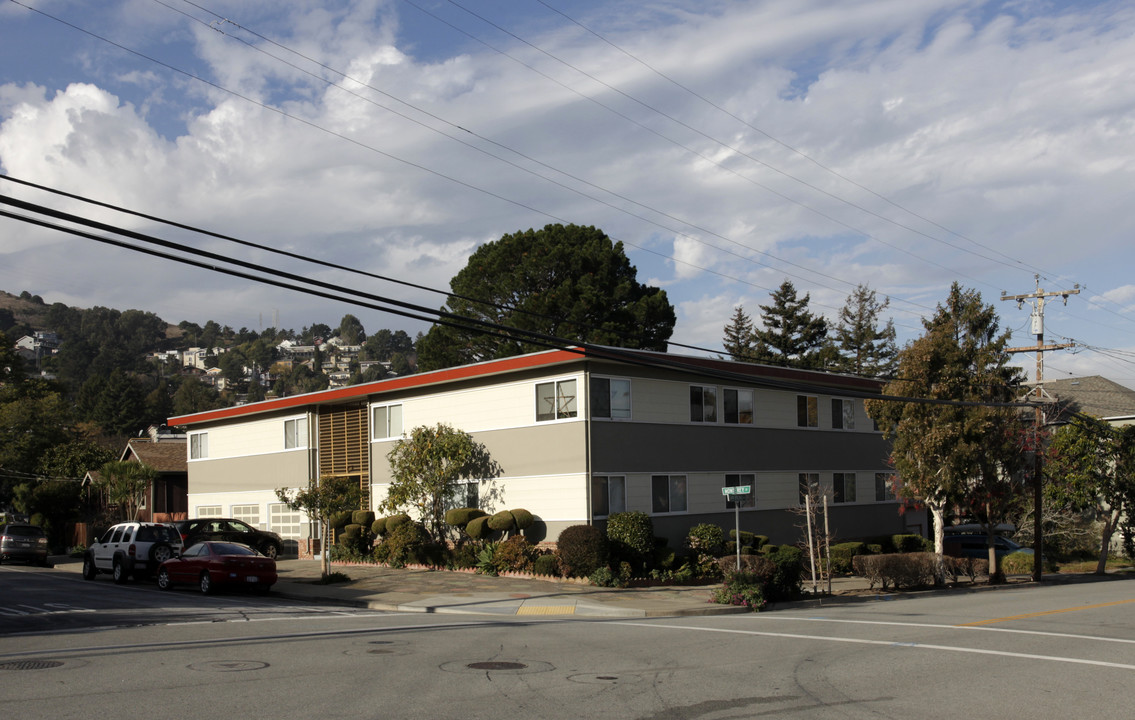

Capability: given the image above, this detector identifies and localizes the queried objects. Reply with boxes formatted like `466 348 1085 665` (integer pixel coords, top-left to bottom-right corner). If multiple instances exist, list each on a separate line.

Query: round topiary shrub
385 514 411 531
487 510 517 533
532 552 559 577
555 525 609 578
606 511 654 571
510 508 535 532
371 517 388 536
466 515 492 540
328 511 353 529
352 510 376 527
445 508 487 527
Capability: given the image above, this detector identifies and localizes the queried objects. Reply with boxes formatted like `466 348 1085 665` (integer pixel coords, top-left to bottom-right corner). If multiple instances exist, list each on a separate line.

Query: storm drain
467 661 527 670
441 659 555 675
0 660 64 671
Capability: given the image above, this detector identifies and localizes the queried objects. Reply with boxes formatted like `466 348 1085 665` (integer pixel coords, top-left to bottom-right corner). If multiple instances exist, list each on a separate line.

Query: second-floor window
723 388 754 424
190 432 209 459
831 399 855 430
372 404 403 439
797 396 818 427
690 385 717 422
284 417 307 449
590 378 632 420
536 379 577 421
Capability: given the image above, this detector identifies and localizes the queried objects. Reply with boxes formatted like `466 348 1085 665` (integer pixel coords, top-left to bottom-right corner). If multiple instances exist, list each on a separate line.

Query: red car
156 541 277 595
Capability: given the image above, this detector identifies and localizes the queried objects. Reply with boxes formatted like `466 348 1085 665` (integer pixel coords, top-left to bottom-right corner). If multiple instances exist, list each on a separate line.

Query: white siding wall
191 413 310 461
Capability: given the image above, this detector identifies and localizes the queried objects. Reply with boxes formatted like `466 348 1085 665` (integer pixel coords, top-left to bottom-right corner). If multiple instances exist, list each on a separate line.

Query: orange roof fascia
168 348 584 427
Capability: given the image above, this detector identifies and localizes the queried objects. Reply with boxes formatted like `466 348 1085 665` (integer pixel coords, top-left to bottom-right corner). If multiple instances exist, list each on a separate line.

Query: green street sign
721 485 751 496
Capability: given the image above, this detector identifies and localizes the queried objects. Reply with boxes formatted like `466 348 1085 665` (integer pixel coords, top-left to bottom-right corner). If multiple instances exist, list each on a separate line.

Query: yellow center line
958 598 1135 626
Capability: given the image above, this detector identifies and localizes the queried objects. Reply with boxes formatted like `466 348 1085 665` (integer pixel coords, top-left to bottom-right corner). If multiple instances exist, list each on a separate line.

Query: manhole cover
0 660 64 671
467 661 527 670
188 661 269 673
441 659 554 675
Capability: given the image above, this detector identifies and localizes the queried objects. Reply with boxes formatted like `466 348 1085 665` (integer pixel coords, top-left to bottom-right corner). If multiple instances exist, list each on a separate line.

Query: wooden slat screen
317 403 370 508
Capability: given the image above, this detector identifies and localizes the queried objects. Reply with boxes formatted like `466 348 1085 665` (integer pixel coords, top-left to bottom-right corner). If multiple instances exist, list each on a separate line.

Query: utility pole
1001 275 1079 582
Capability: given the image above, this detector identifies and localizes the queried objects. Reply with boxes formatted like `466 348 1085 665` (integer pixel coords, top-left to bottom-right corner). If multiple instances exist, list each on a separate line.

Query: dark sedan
156 541 277 595
174 518 284 559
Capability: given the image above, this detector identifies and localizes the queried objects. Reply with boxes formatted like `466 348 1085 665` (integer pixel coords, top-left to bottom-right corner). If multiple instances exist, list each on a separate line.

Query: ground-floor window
724 473 755 509
651 474 687 514
591 475 626 517
798 473 820 506
455 479 479 509
875 472 896 501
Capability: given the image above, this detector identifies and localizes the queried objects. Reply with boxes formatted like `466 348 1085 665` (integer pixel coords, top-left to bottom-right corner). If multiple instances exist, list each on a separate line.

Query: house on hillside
168 348 923 556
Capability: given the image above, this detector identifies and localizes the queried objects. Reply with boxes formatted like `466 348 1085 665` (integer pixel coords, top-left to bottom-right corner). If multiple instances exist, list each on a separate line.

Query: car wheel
262 543 278 560
254 583 272 595
112 559 129 584
82 555 97 580
150 542 173 564
157 567 173 591
199 571 213 595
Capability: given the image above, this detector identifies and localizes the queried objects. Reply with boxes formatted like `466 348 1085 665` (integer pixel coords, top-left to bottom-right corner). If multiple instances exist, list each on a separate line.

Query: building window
269 503 302 539
798 473 820 506
831 399 855 430
591 475 626 517
284 417 307 449
536 379 577 421
797 396 818 427
231 504 260 527
651 474 687 514
833 473 857 503
189 432 209 459
455 479 479 509
372 404 403 439
590 378 631 420
724 473 755 509
723 388 754 424
875 473 896 502
690 385 717 422
196 505 222 518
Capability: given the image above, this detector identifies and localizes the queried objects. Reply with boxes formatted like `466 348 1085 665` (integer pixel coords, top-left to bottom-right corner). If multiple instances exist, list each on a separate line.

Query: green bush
382 521 429 568
556 525 609 578
712 569 767 611
448 542 480 570
1000 551 1036 575
864 535 897 554
763 545 804 601
445 508 487 527
532 552 559 577
944 555 989 582
487 510 517 533
590 562 632 588
687 523 726 578
829 541 869 574
606 511 654 571
386 514 411 530
466 515 493 540
892 534 930 553
510 508 535 531
371 517 387 536
328 511 354 530
492 535 537 573
852 552 937 590
476 542 499 575
352 510 376 527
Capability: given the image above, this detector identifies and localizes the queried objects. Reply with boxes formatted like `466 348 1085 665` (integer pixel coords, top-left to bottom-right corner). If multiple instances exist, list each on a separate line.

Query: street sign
721 485 751 496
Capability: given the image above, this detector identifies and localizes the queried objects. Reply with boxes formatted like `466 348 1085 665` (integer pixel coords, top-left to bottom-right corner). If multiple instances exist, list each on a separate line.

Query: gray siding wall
189 452 312 495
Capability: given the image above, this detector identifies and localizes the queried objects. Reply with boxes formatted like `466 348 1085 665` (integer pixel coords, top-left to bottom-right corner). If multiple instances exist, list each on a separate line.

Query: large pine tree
833 284 897 378
752 280 829 369
722 306 757 362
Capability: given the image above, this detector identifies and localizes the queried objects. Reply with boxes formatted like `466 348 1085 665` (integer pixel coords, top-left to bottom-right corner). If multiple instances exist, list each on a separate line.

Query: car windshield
210 543 258 556
3 525 43 537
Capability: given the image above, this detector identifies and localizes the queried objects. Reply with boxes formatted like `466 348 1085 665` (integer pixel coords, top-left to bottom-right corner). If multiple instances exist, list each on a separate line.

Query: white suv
82 522 183 583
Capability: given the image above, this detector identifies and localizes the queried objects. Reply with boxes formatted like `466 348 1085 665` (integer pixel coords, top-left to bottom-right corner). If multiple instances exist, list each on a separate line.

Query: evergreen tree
722 306 758 362
753 280 829 369
833 284 897 378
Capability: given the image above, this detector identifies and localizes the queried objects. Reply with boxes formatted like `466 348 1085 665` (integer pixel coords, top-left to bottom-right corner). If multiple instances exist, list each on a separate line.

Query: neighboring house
120 427 189 523
1036 376 1135 425
168 348 923 555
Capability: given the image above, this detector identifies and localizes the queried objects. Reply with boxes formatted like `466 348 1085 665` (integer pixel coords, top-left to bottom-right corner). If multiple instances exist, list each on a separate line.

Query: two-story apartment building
168 347 923 553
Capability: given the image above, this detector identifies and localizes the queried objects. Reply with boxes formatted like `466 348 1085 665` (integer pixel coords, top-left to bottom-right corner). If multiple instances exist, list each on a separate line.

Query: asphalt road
2 565 1133 719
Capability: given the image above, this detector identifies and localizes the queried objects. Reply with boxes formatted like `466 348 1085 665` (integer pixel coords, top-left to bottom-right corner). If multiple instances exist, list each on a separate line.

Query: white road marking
753 615 1135 645
614 622 1135 672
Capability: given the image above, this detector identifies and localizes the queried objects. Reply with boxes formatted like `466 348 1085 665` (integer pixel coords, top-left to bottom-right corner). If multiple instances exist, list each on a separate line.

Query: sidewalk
52 556 1118 618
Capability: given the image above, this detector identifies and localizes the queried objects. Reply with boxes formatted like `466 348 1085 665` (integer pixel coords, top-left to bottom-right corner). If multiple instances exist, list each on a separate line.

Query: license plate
246 576 259 583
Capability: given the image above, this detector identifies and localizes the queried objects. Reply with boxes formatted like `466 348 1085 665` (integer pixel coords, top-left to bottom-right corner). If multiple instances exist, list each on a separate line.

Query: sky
2 0 1134 388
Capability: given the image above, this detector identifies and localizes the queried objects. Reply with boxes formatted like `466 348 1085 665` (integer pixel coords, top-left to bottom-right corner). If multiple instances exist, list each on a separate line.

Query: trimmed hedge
465 515 492 540
510 508 535 531
328 511 354 530
892 534 931 553
487 510 516 533
556 525 609 578
532 553 559 577
352 510 376 527
445 508 487 529
852 552 937 590
829 541 869 574
606 511 654 570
